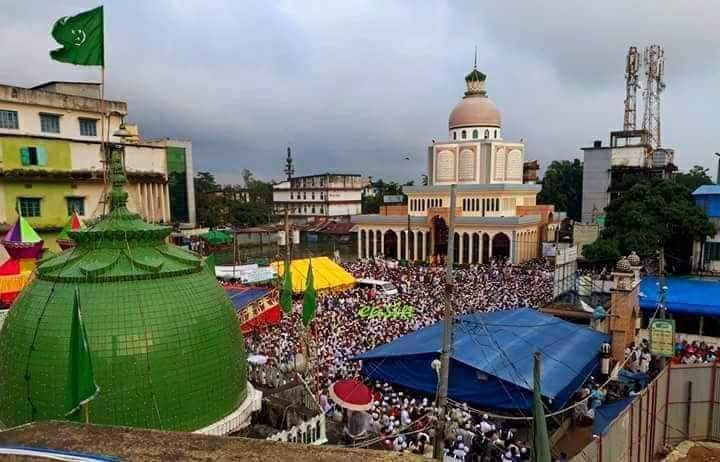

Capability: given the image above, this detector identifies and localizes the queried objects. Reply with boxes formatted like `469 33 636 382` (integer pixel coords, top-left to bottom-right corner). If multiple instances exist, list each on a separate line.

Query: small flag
302 259 317 327
64 287 100 421
50 6 104 66
280 259 293 314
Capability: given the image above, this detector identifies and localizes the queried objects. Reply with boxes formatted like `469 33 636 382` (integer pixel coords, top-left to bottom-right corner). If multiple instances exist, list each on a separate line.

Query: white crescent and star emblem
71 29 86 46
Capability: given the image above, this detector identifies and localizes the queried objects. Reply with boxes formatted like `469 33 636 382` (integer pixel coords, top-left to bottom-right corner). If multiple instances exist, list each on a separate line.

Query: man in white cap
480 414 494 434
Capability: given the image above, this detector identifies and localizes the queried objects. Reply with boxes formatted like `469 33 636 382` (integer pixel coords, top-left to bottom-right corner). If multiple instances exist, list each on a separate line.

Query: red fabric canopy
329 379 373 411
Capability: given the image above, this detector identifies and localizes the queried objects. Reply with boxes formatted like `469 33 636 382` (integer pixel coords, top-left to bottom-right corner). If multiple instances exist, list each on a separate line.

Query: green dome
0 148 247 431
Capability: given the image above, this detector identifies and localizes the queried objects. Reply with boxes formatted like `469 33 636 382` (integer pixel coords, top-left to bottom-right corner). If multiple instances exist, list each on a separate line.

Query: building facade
352 67 560 264
273 173 363 221
581 129 675 224
0 81 196 246
691 185 720 272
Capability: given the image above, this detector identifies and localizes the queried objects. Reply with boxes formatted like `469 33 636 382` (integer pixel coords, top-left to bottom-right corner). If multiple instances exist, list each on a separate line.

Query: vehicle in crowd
356 278 398 296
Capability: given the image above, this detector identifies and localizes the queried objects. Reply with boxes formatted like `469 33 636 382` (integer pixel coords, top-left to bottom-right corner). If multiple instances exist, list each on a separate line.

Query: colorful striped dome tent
2 215 43 260
57 212 85 251
0 216 43 306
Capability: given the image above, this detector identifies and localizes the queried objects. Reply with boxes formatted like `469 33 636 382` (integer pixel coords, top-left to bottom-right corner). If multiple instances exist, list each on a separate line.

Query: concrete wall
431 141 524 186
581 148 611 223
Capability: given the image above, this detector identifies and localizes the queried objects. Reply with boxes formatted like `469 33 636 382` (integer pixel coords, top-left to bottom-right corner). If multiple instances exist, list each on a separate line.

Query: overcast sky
3 1 720 184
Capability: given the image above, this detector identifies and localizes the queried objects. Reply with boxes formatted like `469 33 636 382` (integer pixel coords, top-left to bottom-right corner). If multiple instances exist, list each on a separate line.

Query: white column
380 230 385 258
511 231 517 264
478 233 484 264
404 230 409 261
396 231 401 259
136 183 143 217
160 183 167 222
165 183 172 222
413 230 418 262
143 183 151 221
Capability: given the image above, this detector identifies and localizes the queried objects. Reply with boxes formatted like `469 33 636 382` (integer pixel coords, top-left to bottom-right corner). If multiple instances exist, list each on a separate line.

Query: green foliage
194 170 274 227
674 165 713 193
599 178 715 272
582 238 621 265
362 179 405 214
194 171 221 227
538 159 583 221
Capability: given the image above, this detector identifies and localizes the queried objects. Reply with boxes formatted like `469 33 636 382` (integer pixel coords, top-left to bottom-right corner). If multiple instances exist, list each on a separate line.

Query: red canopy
329 379 373 411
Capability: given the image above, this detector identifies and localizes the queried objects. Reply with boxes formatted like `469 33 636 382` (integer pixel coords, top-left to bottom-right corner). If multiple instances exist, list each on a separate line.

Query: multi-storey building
0 81 196 247
352 66 561 264
273 173 364 222
581 129 676 224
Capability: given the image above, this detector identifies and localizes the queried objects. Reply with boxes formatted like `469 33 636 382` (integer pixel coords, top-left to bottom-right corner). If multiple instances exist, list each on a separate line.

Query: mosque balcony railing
266 414 328 446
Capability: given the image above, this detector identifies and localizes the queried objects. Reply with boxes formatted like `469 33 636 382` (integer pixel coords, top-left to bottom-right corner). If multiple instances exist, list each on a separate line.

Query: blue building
691 185 720 272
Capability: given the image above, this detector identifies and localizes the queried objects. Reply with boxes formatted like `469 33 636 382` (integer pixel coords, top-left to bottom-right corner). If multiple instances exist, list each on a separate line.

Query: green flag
280 259 293 314
64 287 100 421
50 6 104 66
302 259 317 327
531 352 552 462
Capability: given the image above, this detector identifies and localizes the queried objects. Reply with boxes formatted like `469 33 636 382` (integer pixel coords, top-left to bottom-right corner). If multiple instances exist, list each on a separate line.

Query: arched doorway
482 233 490 264
471 233 480 264
492 233 510 262
384 230 398 259
462 233 470 264
432 216 448 257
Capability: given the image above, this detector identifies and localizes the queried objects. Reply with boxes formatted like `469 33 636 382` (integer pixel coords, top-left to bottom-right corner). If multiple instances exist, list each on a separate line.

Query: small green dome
0 148 247 431
465 68 487 83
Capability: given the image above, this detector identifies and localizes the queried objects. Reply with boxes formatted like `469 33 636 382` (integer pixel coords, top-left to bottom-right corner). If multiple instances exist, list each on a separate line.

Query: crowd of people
672 339 718 364
243 258 555 459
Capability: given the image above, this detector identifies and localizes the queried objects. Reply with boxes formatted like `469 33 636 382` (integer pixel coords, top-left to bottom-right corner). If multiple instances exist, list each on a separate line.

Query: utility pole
656 247 668 370
433 184 456 460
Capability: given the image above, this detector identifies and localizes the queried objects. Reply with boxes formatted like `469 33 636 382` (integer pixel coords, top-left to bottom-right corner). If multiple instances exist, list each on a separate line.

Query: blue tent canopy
355 308 608 411
640 276 720 317
225 286 271 313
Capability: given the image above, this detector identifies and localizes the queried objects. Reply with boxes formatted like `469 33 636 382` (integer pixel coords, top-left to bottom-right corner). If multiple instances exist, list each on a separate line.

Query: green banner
649 319 675 357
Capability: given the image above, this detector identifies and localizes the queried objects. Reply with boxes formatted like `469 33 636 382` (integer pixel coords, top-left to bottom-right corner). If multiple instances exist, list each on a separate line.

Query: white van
356 278 399 296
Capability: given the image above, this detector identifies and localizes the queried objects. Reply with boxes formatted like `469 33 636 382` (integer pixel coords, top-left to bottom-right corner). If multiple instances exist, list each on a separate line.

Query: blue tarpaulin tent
640 276 720 317
225 286 271 313
355 308 608 411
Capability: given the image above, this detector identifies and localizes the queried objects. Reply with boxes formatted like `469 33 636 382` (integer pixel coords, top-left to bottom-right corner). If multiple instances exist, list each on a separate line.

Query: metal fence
267 414 328 445
572 363 720 462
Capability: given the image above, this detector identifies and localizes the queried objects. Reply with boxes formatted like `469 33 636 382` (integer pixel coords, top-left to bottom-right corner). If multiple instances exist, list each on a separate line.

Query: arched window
422 199 425 210
484 129 489 139
472 129 478 139
494 130 498 138
461 130 467 139
496 198 500 211
453 131 457 140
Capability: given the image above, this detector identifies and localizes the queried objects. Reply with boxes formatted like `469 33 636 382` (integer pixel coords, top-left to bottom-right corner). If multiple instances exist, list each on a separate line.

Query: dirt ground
0 421 425 462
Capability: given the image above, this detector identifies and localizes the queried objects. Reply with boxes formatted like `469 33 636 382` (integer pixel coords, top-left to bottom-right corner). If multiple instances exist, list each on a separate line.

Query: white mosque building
352 66 561 264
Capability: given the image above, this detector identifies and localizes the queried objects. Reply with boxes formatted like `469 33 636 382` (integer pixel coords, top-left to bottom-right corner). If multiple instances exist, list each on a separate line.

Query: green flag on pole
302 258 317 327
64 287 100 422
280 259 293 314
50 6 104 66
531 352 552 462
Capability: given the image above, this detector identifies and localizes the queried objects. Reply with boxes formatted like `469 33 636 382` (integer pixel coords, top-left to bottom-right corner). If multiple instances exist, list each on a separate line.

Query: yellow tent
271 257 356 294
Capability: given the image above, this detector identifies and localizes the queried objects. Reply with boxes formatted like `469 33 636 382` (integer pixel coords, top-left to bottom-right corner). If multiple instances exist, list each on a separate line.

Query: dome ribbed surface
0 149 247 431
448 95 502 129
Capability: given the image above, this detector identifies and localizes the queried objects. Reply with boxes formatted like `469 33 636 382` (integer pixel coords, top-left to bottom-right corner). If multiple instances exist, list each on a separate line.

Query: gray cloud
2 1 719 185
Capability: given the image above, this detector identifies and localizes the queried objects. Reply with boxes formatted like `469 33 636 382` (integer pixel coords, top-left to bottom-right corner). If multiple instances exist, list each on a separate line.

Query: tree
674 165 713 193
593 178 715 272
538 159 583 221
361 179 406 213
582 238 621 266
194 171 221 227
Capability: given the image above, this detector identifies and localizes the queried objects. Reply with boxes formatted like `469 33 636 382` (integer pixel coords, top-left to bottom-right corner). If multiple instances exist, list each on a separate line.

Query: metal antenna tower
623 46 641 130
641 45 665 148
